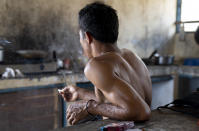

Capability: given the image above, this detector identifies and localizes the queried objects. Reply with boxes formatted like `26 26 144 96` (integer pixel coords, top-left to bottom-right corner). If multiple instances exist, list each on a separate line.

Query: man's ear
85 32 93 45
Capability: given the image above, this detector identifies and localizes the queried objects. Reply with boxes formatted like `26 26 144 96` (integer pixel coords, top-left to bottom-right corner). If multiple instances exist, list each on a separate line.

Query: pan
142 50 158 65
16 50 47 59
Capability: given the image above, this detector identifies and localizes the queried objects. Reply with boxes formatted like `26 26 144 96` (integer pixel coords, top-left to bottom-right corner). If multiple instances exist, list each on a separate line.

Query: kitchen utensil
155 55 174 65
0 46 3 62
0 38 12 46
149 50 158 59
16 50 47 59
142 50 158 65
0 37 12 63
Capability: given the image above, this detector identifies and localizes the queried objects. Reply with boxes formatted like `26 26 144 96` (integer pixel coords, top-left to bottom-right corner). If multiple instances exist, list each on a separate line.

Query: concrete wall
0 0 177 60
174 33 199 61
107 0 177 57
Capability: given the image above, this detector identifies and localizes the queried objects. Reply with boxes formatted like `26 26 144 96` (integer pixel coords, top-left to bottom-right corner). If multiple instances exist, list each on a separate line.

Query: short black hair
78 2 119 44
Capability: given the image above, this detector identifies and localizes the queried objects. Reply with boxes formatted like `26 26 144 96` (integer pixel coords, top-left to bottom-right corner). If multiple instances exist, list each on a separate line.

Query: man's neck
91 40 120 57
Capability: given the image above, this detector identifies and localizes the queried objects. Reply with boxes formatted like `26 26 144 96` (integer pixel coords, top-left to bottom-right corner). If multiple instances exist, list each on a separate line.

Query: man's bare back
87 49 152 106
82 48 151 120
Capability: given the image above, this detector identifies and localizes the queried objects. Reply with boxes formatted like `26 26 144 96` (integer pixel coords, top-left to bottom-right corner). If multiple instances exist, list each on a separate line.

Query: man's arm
58 85 98 102
77 87 97 101
88 101 135 120
84 59 151 121
86 81 150 121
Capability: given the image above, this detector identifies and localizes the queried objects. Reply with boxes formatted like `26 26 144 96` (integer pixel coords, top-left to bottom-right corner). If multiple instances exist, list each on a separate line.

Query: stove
0 49 59 75
0 62 57 75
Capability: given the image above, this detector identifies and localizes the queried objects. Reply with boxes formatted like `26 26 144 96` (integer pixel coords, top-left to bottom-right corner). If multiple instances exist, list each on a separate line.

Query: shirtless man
59 2 152 125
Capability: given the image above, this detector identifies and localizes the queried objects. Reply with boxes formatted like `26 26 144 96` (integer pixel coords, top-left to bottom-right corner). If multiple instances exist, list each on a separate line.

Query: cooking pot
142 50 175 65
0 46 3 62
154 55 174 65
0 38 11 62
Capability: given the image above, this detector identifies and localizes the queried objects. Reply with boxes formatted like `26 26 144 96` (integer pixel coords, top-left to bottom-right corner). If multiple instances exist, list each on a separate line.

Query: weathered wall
107 0 177 57
0 0 177 60
174 33 199 61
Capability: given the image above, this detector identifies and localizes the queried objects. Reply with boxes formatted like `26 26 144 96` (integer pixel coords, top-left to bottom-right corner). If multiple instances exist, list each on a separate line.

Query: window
176 0 199 32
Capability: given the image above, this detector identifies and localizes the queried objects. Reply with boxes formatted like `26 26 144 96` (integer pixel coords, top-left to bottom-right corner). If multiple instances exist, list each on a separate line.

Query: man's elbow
139 108 151 121
125 107 151 121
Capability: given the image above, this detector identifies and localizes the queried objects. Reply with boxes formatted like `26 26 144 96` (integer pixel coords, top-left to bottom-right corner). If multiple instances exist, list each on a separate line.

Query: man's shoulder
121 48 136 57
84 57 112 75
84 57 115 89
121 48 142 63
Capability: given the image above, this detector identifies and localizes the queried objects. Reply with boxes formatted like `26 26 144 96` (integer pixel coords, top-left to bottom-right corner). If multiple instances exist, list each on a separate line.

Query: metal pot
142 50 175 65
0 46 3 62
155 55 174 65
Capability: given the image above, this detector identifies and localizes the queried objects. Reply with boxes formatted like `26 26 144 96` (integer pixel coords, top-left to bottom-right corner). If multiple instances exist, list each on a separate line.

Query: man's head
78 2 119 58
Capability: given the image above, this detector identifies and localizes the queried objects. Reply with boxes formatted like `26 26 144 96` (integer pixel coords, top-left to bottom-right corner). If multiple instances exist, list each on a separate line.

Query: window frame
176 0 199 33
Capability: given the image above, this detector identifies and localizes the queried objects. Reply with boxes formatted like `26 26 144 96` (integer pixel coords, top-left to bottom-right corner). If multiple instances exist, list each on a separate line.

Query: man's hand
66 101 88 125
58 85 79 102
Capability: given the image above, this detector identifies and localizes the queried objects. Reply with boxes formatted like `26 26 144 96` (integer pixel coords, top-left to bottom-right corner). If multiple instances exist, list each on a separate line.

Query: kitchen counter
52 109 199 131
0 72 87 92
147 65 199 76
0 65 199 92
0 66 198 131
